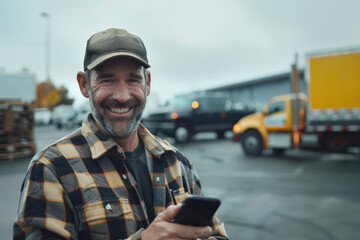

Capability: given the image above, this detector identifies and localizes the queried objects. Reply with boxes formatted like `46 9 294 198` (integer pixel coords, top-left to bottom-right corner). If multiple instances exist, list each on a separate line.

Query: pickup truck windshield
167 96 229 111
170 97 194 110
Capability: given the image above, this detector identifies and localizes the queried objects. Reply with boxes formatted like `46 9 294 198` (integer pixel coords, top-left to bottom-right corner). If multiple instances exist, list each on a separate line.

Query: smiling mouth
109 107 131 114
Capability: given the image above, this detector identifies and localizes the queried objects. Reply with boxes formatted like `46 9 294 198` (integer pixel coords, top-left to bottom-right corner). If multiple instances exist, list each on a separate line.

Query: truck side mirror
263 107 268 115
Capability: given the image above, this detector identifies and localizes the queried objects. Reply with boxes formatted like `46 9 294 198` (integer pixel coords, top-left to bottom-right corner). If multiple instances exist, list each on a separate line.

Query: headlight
232 123 241 133
170 112 179 119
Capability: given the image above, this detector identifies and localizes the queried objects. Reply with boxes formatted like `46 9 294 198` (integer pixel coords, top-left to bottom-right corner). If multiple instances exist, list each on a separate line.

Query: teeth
109 107 130 114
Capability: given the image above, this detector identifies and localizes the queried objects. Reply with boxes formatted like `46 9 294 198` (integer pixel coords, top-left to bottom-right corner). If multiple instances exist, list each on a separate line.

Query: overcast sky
1 0 360 106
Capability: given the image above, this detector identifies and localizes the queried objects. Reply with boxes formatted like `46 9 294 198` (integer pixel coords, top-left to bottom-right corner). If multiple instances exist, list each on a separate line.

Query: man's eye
103 79 113 83
129 79 139 83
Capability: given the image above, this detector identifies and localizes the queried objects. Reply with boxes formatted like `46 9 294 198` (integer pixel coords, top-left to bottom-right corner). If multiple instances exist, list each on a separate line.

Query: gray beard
88 92 145 139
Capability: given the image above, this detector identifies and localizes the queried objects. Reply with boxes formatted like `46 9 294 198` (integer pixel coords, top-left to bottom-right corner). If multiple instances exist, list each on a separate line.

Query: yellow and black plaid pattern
13 114 228 240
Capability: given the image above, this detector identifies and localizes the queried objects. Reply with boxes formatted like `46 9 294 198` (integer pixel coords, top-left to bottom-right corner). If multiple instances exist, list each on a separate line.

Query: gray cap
84 28 150 71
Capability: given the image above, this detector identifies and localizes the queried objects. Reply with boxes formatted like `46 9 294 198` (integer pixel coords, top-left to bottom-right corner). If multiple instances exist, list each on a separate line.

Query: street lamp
41 12 50 107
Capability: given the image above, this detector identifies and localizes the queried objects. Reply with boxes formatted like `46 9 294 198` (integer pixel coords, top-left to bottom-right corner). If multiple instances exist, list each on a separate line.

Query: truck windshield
267 101 285 115
169 96 194 109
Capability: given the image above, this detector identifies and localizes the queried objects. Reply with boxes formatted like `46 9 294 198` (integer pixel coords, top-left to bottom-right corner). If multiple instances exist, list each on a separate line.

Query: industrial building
203 70 306 111
0 72 36 102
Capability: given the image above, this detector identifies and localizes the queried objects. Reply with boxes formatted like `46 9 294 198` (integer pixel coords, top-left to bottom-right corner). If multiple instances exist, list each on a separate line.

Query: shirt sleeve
176 151 229 240
13 159 77 240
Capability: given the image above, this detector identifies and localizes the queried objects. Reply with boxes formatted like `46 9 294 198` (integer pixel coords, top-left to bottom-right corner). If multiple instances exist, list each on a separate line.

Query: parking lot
1 125 360 240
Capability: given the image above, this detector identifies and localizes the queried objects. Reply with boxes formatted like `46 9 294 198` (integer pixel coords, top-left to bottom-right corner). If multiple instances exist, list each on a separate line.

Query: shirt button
105 203 112 211
122 174 127 180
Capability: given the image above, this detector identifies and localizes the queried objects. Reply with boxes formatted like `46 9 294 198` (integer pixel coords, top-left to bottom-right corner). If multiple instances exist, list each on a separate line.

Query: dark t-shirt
124 139 155 222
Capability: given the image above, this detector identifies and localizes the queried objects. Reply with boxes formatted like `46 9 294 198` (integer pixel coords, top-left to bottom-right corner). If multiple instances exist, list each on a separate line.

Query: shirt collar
81 113 176 160
138 122 177 158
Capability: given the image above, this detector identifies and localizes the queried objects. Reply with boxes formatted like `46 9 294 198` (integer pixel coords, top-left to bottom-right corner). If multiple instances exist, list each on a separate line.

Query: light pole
41 12 50 107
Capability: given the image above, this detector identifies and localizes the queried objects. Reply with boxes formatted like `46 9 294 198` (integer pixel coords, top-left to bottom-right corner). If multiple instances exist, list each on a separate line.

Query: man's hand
141 204 212 240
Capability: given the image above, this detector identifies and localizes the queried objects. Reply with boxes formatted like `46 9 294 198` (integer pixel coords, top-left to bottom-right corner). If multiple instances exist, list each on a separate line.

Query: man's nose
112 81 131 103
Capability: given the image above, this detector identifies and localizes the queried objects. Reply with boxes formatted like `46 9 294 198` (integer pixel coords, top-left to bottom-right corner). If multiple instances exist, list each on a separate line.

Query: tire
174 126 191 143
241 130 263 156
326 139 347 153
273 148 285 155
319 134 347 153
216 131 225 139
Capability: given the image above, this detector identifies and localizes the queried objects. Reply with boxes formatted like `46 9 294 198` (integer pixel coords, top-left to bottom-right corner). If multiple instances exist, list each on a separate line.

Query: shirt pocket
76 198 133 229
172 188 189 204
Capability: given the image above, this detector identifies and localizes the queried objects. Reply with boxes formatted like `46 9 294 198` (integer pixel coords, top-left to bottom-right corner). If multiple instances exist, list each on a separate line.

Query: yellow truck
232 49 360 155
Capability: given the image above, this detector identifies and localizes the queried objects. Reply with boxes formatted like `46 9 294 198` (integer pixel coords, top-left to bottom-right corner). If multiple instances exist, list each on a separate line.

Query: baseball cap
84 28 150 71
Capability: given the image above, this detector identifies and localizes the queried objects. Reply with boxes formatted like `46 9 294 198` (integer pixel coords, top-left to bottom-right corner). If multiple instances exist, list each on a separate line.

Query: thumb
155 204 182 223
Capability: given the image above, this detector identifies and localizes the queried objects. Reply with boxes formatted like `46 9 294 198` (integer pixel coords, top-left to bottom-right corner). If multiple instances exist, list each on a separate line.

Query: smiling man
81 58 149 149
13 28 228 240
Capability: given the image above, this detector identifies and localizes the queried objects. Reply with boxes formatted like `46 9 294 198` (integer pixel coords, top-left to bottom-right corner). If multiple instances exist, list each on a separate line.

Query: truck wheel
326 139 347 153
174 126 191 143
216 131 225 139
320 134 347 153
241 130 263 156
273 148 285 155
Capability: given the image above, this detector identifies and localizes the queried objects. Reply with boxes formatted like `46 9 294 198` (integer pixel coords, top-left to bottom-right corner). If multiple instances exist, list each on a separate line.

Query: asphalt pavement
176 134 360 240
1 125 360 240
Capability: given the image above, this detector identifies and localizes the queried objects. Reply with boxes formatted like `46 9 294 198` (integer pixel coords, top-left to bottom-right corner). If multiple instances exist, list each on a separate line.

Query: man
13 28 228 240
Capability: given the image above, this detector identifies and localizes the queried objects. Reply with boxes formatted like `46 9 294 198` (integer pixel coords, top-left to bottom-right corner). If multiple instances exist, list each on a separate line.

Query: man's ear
146 70 151 96
77 71 89 98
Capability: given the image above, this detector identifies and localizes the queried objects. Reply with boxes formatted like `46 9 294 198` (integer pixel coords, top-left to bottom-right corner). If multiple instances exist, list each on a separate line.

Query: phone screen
172 195 221 226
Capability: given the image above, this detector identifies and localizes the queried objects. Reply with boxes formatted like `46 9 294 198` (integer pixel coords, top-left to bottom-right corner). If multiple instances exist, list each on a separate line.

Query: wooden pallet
0 101 36 160
0 150 36 161
0 132 34 144
0 140 35 151
0 141 36 160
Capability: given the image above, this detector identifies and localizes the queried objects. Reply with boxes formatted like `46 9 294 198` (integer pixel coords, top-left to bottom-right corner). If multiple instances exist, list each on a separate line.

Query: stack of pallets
0 101 36 160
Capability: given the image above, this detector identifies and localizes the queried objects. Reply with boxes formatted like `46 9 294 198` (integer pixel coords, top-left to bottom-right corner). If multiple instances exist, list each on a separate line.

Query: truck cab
233 49 360 156
233 93 306 155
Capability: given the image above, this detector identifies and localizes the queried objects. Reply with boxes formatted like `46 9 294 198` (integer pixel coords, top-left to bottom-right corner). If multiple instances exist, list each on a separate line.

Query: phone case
172 195 221 226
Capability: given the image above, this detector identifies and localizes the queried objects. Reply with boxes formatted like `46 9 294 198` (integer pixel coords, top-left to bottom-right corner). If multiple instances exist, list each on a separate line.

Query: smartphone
172 195 221 226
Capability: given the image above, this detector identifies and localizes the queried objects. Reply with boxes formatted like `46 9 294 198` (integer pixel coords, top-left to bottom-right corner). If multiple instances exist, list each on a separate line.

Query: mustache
100 98 139 108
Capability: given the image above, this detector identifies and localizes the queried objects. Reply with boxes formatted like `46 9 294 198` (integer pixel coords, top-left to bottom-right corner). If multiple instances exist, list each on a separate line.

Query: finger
173 224 212 239
155 204 182 223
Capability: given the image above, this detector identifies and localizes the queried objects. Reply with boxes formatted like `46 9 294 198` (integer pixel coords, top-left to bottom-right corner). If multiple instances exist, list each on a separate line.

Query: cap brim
86 52 150 70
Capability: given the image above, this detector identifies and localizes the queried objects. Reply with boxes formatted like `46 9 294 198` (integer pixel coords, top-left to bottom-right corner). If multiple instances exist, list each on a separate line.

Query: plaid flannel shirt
14 114 228 240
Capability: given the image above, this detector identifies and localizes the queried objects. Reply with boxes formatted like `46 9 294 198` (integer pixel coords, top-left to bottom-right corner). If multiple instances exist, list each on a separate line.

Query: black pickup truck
142 94 254 142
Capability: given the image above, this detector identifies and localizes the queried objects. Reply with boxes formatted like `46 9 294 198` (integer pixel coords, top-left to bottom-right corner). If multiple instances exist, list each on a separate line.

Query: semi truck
232 48 360 155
